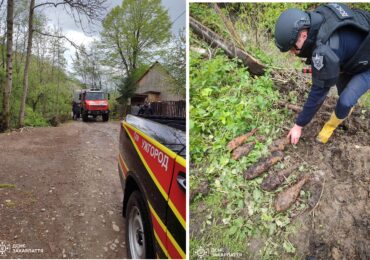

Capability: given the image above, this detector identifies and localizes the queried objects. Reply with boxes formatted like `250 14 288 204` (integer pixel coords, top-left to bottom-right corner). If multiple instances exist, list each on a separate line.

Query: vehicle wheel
102 114 109 122
126 191 154 259
82 112 88 122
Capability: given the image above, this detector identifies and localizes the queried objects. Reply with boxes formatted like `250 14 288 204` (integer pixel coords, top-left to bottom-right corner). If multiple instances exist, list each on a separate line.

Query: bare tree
18 0 35 128
34 0 107 34
13 2 29 75
2 0 14 131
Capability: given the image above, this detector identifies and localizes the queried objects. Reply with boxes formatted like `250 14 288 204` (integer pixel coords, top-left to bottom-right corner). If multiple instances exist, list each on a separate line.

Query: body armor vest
303 3 370 87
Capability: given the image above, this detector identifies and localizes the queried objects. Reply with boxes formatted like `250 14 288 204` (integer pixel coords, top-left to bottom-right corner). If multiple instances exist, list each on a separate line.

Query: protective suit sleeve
295 84 330 127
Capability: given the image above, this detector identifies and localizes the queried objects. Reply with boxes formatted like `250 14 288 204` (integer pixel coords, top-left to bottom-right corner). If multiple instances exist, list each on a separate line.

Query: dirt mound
287 96 369 259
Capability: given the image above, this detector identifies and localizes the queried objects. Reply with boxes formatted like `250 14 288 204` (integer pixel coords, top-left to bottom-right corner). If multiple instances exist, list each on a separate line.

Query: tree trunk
14 23 20 75
19 0 35 128
1 24 6 70
2 0 14 131
189 16 266 76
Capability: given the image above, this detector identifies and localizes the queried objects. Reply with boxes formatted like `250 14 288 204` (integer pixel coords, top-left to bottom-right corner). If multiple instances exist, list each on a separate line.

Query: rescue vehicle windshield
85 92 105 100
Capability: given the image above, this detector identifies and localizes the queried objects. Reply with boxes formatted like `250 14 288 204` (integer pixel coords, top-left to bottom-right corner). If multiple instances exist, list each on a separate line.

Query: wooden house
130 62 184 105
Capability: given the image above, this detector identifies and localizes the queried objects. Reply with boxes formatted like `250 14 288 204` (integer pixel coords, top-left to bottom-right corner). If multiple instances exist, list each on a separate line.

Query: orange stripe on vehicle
117 161 125 179
149 203 186 259
118 154 128 177
118 164 125 181
118 153 129 176
123 123 170 201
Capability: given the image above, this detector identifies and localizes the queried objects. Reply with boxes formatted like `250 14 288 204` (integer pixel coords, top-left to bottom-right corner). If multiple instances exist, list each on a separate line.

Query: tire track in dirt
0 120 126 259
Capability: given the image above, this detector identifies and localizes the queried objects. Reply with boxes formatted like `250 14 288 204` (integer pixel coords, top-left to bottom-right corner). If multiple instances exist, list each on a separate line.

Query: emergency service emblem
312 53 324 71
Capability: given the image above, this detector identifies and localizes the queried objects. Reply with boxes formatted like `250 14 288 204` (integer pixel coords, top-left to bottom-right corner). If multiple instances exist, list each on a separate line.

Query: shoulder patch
326 3 353 19
312 53 324 71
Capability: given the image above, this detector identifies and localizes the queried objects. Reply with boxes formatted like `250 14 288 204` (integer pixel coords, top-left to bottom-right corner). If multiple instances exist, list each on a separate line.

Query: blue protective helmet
275 8 311 52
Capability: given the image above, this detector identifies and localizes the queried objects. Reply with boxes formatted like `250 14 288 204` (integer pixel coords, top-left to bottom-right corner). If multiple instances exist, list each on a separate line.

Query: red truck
79 89 110 122
118 114 186 259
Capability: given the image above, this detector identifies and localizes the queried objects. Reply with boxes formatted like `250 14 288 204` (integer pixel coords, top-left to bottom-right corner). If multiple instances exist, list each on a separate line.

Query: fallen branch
190 16 266 75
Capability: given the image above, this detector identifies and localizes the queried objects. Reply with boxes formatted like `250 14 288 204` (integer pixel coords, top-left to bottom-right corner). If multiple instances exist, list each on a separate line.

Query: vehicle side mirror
79 94 81 100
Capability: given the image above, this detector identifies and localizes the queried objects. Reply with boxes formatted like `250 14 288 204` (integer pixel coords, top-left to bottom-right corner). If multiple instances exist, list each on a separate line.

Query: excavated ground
286 96 369 259
190 91 369 259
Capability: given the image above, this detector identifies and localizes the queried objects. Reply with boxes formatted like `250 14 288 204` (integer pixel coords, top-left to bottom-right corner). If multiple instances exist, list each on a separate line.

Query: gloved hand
317 112 344 143
287 124 302 144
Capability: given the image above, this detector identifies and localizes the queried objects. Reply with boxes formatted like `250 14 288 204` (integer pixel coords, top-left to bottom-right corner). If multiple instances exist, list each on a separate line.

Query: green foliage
190 3 370 257
190 51 297 257
100 0 171 74
190 4 226 37
23 107 48 127
161 29 186 96
0 183 16 189
190 52 284 163
189 4 311 257
1 48 74 129
359 92 370 109
107 90 121 118
117 65 149 105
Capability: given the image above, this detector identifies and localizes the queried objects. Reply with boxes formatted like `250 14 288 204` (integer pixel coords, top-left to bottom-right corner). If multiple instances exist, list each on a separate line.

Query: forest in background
0 0 81 128
190 3 370 259
0 0 185 131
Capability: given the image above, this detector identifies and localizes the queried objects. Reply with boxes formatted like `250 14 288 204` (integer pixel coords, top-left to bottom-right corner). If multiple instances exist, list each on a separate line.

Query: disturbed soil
0 120 126 259
190 96 369 259
287 96 370 259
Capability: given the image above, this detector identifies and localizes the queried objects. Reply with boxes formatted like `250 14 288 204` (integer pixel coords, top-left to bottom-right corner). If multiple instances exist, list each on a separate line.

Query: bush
24 107 48 127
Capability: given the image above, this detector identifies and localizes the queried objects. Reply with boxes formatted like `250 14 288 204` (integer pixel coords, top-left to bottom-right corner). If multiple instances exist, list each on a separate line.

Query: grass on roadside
0 183 16 189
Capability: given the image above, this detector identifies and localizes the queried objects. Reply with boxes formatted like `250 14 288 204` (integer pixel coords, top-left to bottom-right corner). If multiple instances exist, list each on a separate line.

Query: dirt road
0 120 126 259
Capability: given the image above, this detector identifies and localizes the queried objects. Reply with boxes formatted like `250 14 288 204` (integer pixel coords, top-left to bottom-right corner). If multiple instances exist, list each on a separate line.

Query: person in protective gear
72 101 80 120
275 3 370 144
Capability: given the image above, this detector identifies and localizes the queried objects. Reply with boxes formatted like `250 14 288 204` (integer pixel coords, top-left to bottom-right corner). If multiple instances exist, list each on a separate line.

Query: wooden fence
127 100 186 119
150 101 186 118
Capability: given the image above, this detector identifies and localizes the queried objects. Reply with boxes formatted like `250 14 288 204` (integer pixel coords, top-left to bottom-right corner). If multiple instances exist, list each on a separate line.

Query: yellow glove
317 112 344 143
